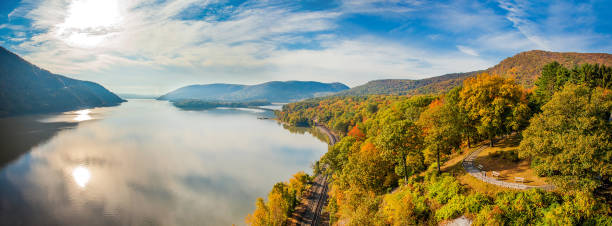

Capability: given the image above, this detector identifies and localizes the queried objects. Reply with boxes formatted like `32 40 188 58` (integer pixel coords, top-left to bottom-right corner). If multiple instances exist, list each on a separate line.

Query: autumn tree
375 119 423 182
288 171 310 200
246 172 313 225
347 125 366 140
459 73 529 147
418 96 462 173
246 198 269 226
520 84 612 192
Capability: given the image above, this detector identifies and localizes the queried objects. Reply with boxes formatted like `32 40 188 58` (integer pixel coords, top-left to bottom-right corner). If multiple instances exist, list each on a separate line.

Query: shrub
426 174 463 204
473 206 504 226
435 193 491 221
473 189 560 225
381 185 430 225
464 193 491 214
435 195 466 220
541 192 612 225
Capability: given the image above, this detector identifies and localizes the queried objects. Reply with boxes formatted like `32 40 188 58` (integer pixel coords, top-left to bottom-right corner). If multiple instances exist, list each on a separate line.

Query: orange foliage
348 125 365 139
427 98 443 110
360 142 377 155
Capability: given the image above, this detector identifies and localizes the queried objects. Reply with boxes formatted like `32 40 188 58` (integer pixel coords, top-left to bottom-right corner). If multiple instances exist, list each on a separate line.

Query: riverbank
287 124 338 226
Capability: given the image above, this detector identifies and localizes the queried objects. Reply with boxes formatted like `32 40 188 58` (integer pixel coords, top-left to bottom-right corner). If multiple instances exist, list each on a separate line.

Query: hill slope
339 50 612 96
337 71 480 96
0 47 125 116
486 50 612 87
158 81 349 102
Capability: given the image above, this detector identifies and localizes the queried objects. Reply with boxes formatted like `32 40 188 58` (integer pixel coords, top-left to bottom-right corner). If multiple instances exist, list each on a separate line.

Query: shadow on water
0 115 77 168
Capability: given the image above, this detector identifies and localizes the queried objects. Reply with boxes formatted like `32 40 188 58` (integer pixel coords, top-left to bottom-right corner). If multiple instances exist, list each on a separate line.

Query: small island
171 99 271 110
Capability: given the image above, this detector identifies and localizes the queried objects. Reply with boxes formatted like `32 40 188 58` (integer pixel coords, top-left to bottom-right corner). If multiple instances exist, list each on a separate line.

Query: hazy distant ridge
0 47 125 116
158 81 349 102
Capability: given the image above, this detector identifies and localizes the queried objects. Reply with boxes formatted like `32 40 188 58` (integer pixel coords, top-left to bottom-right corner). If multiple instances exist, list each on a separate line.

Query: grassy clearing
443 151 513 196
474 135 548 186
439 136 549 196
436 144 512 196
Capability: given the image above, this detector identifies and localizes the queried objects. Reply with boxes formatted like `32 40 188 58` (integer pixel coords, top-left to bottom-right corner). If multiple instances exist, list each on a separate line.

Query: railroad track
287 124 336 226
310 174 328 226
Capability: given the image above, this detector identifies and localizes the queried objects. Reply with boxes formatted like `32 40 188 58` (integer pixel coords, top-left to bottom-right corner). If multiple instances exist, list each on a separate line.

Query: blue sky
1 0 611 94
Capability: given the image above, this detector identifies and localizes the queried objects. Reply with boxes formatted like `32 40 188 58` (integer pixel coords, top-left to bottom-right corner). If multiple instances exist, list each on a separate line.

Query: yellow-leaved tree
459 73 529 147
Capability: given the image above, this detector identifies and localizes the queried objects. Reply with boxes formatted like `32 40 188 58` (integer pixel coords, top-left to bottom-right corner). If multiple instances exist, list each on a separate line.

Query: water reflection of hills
0 115 77 168
281 124 329 144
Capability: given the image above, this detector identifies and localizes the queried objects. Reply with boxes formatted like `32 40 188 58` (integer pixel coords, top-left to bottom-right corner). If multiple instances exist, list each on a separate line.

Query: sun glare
72 166 91 188
74 109 92 121
56 0 122 48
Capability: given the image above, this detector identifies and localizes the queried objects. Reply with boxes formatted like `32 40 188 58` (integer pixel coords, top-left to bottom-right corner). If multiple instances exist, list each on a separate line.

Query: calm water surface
0 100 327 225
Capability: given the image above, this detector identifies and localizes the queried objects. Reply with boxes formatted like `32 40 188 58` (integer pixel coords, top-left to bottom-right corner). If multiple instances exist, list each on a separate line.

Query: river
0 99 327 225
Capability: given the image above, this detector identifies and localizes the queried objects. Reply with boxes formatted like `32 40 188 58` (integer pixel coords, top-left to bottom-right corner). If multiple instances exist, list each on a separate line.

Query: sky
1 0 611 94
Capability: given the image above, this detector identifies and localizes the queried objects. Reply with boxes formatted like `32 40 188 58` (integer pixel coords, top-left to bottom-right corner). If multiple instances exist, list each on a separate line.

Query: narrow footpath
287 124 337 226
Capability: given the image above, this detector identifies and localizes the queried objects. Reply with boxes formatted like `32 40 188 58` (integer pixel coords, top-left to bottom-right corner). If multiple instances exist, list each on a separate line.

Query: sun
55 0 122 48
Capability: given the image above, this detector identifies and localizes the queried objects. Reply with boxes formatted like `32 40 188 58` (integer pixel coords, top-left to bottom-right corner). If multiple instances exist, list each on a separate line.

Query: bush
435 193 491 221
435 195 466 220
473 206 504 226
541 192 612 225
426 174 463 204
381 185 430 225
473 189 560 225
464 193 491 214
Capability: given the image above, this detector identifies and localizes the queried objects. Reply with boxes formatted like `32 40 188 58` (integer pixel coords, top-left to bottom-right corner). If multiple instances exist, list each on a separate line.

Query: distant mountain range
338 50 612 96
158 81 349 103
0 47 125 116
3 47 609 115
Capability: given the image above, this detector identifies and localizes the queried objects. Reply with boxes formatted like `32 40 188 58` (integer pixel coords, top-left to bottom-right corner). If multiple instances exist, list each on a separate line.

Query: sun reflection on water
72 166 91 188
74 109 92 121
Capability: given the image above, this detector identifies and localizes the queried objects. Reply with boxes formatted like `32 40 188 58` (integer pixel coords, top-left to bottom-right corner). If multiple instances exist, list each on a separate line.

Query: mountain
336 71 480 96
338 50 612 96
0 47 125 116
485 50 612 87
158 81 349 102
158 84 246 101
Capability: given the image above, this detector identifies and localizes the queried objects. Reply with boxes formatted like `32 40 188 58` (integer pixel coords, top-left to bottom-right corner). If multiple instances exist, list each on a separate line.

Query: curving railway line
288 124 337 226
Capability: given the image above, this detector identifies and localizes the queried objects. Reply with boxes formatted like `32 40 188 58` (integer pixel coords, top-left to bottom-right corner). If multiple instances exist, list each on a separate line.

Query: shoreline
287 122 338 226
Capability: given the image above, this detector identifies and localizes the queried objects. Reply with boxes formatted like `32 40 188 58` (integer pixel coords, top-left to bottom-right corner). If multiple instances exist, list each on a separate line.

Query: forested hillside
336 72 479 96
487 50 612 87
337 50 612 97
0 47 125 116
158 81 349 103
247 62 612 225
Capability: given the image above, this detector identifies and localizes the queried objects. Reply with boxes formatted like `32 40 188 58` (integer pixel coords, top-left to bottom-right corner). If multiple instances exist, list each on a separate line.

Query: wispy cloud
496 0 610 52
339 0 421 14
457 45 479 56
